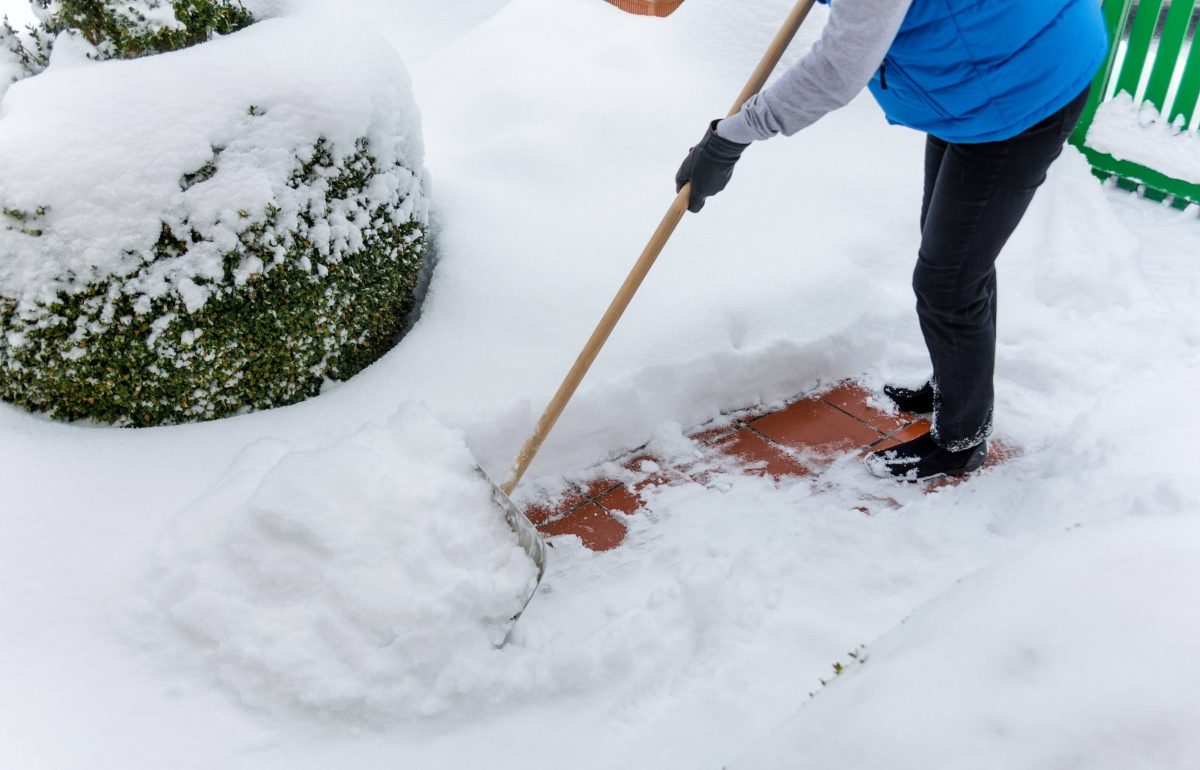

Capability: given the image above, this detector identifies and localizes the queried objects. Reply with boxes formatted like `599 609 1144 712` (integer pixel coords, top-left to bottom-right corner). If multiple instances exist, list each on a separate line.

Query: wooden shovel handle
501 0 818 496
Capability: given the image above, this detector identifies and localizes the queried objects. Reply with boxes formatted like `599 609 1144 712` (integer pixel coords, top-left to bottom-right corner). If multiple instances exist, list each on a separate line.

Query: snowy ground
2 0 1199 768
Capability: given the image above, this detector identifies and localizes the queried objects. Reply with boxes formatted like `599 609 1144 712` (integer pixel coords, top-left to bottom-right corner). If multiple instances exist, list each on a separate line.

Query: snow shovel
492 0 819 638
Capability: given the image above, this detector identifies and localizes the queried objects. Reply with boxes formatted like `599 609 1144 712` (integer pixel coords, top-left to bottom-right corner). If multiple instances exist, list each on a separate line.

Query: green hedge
34 0 255 60
0 138 426 427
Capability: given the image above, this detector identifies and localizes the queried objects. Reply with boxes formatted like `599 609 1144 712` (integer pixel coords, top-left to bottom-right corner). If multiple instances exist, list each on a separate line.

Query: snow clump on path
146 403 540 721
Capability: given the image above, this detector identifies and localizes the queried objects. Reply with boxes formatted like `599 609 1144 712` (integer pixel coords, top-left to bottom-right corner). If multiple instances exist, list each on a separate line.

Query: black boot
865 433 987 481
883 381 934 414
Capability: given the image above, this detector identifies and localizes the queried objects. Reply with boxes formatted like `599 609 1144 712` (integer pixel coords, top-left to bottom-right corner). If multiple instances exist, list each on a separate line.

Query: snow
0 11 31 101
0 10 425 321
1 0 33 25
141 403 539 722
1087 92 1200 184
735 512 1200 770
110 1 186 34
1 0 1199 768
0 52 20 101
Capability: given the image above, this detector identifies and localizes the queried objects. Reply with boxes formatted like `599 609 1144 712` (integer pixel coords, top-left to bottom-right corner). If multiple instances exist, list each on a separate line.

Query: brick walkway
522 380 1011 552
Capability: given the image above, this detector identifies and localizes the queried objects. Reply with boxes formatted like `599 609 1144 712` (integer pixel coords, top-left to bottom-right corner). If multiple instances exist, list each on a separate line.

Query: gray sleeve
717 0 915 143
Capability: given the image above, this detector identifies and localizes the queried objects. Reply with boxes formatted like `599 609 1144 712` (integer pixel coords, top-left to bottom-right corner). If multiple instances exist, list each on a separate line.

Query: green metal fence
1071 0 1200 206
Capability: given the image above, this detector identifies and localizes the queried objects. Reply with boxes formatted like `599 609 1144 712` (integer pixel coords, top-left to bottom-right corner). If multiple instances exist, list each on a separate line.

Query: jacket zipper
880 60 888 90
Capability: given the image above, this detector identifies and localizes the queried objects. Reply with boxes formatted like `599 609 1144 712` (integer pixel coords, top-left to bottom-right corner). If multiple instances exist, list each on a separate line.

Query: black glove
675 119 750 213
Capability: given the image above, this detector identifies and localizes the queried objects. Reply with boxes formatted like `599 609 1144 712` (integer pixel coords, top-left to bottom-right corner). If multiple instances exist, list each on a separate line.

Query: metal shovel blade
477 468 547 642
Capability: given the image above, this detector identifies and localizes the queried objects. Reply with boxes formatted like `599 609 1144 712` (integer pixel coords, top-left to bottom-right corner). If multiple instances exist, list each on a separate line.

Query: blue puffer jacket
822 0 1108 143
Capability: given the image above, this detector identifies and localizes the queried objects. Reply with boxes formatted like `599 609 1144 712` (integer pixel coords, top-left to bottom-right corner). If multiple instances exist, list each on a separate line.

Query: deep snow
142 403 539 723
735 511 1200 770
1 0 1199 768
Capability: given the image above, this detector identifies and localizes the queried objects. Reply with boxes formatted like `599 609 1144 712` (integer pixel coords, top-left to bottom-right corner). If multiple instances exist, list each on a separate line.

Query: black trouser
915 89 1089 451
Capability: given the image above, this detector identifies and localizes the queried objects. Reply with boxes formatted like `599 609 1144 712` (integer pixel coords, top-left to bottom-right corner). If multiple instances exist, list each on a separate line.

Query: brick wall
605 0 685 17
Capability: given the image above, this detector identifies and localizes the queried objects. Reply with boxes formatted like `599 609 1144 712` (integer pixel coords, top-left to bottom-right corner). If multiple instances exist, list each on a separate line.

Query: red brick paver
538 503 628 551
750 398 885 461
713 429 812 480
818 381 915 434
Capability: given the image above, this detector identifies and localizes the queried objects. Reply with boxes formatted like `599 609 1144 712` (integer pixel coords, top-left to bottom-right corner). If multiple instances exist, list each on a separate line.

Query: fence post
1070 0 1134 148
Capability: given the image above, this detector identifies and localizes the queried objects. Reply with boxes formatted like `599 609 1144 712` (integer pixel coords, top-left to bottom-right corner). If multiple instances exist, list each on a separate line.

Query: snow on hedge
146 403 540 721
0 12 429 425
735 513 1200 770
0 15 34 101
0 14 420 312
29 0 260 62
1087 92 1200 184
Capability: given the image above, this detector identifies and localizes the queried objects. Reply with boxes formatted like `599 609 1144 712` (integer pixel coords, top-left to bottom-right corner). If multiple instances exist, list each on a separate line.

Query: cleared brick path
522 380 1013 552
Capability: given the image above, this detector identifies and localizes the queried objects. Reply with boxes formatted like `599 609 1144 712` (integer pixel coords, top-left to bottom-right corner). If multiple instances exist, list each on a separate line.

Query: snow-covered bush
0 19 24 83
1 15 43 99
0 16 429 426
32 0 254 60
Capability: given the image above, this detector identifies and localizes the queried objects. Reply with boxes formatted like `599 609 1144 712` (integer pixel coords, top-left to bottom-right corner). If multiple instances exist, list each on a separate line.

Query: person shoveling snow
676 0 1108 481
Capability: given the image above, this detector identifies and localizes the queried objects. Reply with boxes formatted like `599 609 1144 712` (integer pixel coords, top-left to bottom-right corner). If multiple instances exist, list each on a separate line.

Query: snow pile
147 403 540 721
735 513 1200 770
1086 92 1200 184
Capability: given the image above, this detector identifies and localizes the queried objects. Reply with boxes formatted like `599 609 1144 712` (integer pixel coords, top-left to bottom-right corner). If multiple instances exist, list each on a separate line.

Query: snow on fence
604 0 684 17
1073 0 1200 206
